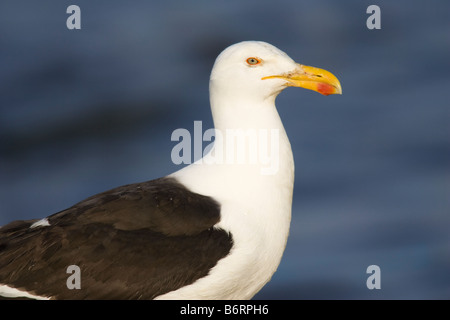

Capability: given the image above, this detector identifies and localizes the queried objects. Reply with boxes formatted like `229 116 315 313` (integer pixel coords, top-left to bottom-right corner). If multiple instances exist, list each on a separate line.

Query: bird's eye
246 57 261 65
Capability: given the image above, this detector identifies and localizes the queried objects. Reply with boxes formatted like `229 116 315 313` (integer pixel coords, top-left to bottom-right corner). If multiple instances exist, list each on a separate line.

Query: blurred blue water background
0 0 449 299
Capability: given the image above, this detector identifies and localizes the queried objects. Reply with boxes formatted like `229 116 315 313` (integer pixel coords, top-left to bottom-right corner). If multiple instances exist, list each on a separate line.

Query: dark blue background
1 0 449 299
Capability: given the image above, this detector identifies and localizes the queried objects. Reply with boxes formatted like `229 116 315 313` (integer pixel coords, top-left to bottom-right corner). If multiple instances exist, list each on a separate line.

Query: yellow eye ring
246 57 262 65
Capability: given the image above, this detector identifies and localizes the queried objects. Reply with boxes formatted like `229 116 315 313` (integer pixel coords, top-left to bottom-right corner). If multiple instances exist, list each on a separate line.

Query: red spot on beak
317 83 335 96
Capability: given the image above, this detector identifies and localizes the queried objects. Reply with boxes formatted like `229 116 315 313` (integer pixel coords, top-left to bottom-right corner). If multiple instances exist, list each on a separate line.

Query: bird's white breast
158 114 294 299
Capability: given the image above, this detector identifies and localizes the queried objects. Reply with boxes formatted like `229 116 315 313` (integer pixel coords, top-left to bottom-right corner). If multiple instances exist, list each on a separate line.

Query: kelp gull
0 41 341 299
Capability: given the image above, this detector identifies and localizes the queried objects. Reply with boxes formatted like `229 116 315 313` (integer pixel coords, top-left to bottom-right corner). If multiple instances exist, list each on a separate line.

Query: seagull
0 41 341 300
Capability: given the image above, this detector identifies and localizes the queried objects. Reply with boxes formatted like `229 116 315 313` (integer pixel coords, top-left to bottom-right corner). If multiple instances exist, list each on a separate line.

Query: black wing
0 177 233 299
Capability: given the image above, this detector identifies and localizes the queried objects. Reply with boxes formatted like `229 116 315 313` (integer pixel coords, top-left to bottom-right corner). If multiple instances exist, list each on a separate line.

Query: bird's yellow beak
262 63 342 96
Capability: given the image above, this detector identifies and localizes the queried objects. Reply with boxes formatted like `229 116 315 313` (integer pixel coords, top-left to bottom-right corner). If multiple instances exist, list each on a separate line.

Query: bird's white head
210 41 342 107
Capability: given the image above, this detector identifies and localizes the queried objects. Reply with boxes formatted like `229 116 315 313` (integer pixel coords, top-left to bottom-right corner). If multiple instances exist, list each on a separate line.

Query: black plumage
0 177 233 299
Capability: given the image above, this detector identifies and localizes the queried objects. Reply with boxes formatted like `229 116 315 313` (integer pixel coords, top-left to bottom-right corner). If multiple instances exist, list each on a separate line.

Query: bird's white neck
171 89 294 209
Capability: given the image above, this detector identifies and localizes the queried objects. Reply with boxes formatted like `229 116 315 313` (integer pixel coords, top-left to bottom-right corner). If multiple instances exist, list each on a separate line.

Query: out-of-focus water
0 0 449 299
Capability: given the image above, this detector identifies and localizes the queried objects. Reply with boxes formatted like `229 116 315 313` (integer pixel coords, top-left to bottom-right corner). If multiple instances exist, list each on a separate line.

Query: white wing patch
0 284 50 300
30 218 50 229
